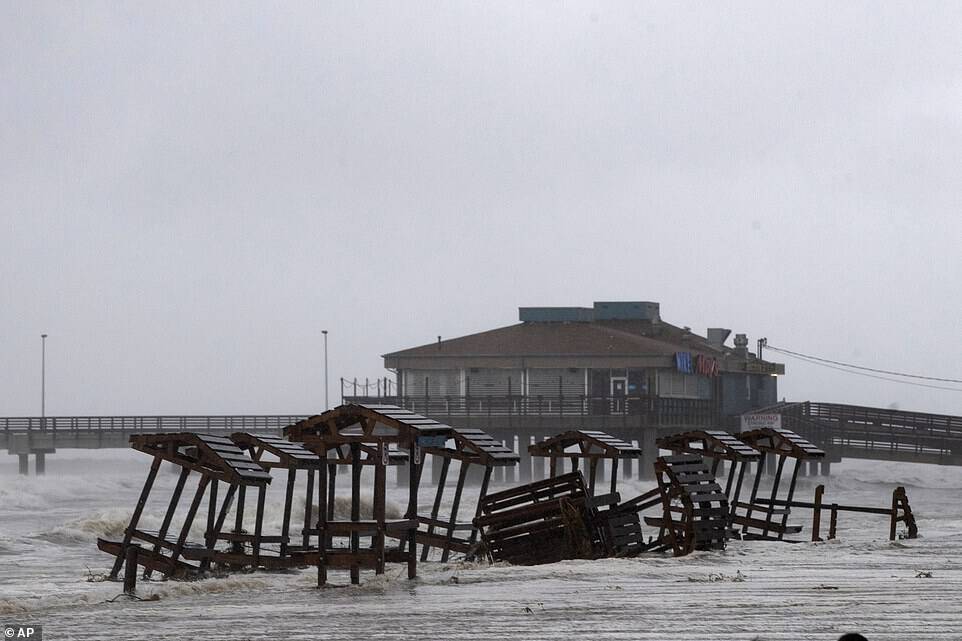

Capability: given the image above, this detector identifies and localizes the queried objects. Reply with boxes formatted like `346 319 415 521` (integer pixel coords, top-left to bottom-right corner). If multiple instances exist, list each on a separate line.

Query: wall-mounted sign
675 351 694 374
695 354 720 378
676 352 720 378
740 413 782 431
745 361 782 374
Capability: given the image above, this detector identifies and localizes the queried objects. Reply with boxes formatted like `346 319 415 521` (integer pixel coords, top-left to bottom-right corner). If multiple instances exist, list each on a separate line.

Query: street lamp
322 330 329 410
41 333 48 431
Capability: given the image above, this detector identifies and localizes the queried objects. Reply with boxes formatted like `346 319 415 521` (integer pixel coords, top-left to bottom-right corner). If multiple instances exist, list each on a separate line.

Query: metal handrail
0 415 309 434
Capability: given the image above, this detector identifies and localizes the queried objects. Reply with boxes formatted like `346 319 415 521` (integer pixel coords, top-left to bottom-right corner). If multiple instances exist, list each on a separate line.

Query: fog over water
2 3 960 416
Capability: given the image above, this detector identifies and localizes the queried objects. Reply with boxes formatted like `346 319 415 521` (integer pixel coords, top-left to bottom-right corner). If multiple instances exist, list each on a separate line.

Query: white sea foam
2 457 961 640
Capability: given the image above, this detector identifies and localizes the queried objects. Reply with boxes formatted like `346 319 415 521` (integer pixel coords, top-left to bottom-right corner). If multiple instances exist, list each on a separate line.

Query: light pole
322 330 329 410
41 333 48 431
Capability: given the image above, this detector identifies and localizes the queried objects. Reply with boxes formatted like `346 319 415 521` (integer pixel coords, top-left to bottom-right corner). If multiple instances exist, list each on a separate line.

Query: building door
610 377 627 413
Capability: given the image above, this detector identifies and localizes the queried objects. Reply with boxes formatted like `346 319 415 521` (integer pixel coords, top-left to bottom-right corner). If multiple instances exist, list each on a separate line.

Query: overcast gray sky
2 2 960 416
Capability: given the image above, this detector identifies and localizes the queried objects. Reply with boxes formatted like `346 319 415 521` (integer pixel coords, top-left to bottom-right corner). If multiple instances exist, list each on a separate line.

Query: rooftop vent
519 307 594 322
593 301 660 321
519 301 661 323
707 328 732 347
733 333 749 358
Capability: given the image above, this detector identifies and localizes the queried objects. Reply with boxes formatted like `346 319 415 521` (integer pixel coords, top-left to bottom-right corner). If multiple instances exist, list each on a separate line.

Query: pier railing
342 394 717 427
0 415 308 434
748 402 962 464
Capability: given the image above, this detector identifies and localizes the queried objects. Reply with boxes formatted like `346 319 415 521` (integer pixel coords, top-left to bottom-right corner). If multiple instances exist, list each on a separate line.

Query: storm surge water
2 451 961 640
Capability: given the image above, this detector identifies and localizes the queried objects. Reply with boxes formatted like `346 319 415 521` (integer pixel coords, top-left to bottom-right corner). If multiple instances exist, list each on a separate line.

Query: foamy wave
150 575 273 599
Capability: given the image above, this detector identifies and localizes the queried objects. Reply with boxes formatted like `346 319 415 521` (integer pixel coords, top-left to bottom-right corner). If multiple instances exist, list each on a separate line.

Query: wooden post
422 456 451 561
316 454 328 587
206 479 219 547
169 475 211 573
777 458 802 541
828 504 838 540
406 442 421 580
609 458 619 496
303 467 315 549
232 485 247 555
723 459 736 498
729 461 747 527
761 455 786 538
374 441 387 575
110 455 161 578
144 467 190 579
468 466 493 548
350 442 361 584
199 479 219 571
812 484 824 542
123 544 140 594
327 464 337 521
280 468 296 557
588 458 598 496
205 483 237 568
742 459 764 535
889 488 898 541
252 484 266 567
441 460 469 562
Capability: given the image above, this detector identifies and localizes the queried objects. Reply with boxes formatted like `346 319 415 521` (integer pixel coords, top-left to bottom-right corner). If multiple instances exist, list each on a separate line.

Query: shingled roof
384 321 722 359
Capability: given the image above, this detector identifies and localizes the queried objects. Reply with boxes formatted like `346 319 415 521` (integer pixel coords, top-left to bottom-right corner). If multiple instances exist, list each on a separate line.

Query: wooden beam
441 461 470 562
421 456 451 561
280 468 296 556
110 455 161 579
144 466 189 579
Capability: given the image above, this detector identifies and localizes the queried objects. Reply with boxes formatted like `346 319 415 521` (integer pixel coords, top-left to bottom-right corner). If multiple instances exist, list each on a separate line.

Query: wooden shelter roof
230 433 322 469
423 427 520 466
130 433 272 485
283 403 451 445
736 428 826 460
528 430 642 459
657 429 762 461
323 442 410 466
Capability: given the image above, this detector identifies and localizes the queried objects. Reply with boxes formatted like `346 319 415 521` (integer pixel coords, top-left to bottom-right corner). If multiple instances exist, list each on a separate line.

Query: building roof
385 321 722 360
382 301 785 374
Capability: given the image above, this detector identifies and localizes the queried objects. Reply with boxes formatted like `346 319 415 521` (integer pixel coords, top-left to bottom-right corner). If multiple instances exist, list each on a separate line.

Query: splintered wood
99 415 922 584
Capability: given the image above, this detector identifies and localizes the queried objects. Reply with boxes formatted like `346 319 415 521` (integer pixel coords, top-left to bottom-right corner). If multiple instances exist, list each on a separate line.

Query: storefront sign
676 352 720 378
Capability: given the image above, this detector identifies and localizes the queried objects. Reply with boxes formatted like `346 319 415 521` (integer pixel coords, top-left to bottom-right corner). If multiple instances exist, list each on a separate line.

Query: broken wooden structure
646 454 730 556
752 483 919 542
528 430 643 496
658 429 762 532
229 433 323 564
418 427 519 562
733 427 825 541
474 471 610 565
284 403 448 585
99 433 271 580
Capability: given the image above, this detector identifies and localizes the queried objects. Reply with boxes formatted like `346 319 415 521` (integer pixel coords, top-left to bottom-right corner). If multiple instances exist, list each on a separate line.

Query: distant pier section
0 415 307 475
